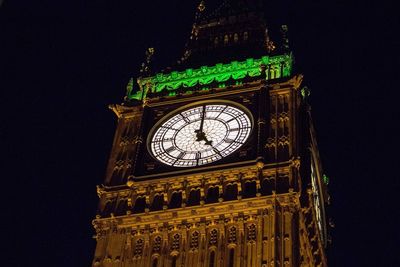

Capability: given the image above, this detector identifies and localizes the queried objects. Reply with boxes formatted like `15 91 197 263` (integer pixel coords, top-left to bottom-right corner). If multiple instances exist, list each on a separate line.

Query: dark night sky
1 0 399 266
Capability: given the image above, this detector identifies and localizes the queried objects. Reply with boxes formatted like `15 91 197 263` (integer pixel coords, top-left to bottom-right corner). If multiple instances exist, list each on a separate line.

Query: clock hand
199 105 206 133
194 105 213 146
195 132 212 145
203 136 213 146
195 105 207 141
195 131 213 145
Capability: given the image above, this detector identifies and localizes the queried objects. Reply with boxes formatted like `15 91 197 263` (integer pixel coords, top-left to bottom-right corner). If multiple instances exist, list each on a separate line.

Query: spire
196 1 206 17
139 47 155 76
179 1 207 64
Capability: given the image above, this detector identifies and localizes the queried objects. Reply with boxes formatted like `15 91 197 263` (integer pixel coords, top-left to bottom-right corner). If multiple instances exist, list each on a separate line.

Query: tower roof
127 0 292 101
172 0 274 71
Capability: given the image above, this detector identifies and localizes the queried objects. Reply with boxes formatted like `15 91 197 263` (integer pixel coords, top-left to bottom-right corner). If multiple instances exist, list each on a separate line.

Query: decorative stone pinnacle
139 47 155 76
280 25 290 51
198 1 205 12
256 160 265 169
96 185 105 197
301 86 311 99
126 179 134 187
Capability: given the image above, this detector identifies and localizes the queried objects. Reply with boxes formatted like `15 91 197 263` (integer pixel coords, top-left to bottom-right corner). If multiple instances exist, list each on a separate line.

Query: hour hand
203 138 213 146
194 130 213 145
195 130 206 141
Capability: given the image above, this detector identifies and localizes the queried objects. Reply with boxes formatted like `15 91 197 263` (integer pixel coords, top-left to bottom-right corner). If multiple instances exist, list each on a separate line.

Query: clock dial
149 102 252 167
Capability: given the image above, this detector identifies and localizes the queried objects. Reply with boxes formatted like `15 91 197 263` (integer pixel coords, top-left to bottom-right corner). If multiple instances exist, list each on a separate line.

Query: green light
126 77 134 97
323 174 329 185
128 53 293 100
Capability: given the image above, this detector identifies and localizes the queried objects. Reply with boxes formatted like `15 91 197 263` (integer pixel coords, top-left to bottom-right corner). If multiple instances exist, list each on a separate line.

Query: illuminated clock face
148 102 252 167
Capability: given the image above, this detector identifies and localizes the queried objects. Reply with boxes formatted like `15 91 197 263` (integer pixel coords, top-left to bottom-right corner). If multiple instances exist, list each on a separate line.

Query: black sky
1 0 399 266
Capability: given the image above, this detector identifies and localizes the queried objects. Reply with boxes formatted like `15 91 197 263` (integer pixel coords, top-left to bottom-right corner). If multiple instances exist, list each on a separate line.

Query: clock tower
91 1 330 266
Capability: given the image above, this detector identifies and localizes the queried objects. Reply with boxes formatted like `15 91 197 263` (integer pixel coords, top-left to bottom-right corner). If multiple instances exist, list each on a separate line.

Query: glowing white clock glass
149 103 252 167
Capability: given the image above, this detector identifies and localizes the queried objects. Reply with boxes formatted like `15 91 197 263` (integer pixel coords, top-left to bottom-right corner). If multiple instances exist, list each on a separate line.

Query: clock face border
146 100 254 168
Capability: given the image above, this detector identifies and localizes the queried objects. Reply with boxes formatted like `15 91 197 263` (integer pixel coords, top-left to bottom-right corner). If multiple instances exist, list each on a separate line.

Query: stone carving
190 231 200 250
152 236 162 254
171 233 180 251
209 229 218 246
134 238 144 257
247 224 257 242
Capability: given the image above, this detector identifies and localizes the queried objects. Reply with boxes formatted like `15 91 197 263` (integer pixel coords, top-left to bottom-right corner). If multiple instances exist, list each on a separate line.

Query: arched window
247 224 257 241
102 200 114 216
261 177 274 195
171 255 177 267
151 194 164 211
152 236 162 254
209 251 215 267
228 226 237 244
270 66 276 79
206 187 219 203
209 229 218 246
132 196 146 213
110 167 123 185
152 257 158 267
224 183 238 201
277 144 285 161
169 191 182 209
243 31 248 41
224 34 229 45
233 33 239 43
243 181 257 198
115 198 127 216
190 231 200 250
171 234 180 251
228 248 235 267
134 239 144 258
276 174 289 193
187 189 200 206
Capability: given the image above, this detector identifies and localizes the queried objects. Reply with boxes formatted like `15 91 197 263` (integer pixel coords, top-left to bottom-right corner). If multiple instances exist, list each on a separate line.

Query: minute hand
195 105 206 141
199 105 205 133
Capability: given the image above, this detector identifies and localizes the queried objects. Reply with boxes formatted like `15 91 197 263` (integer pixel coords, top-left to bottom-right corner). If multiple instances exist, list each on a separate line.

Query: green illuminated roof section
127 53 293 100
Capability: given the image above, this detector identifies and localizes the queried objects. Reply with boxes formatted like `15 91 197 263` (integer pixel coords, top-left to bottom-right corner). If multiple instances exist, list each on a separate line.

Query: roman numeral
213 147 222 157
215 106 227 119
224 138 243 144
227 115 243 123
229 126 250 132
195 152 201 166
195 152 201 159
180 114 190 123
165 146 175 153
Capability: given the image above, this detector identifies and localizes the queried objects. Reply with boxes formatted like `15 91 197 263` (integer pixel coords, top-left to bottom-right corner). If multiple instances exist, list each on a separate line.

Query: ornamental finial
265 28 276 53
280 25 290 52
301 86 311 99
198 1 205 12
139 47 155 76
